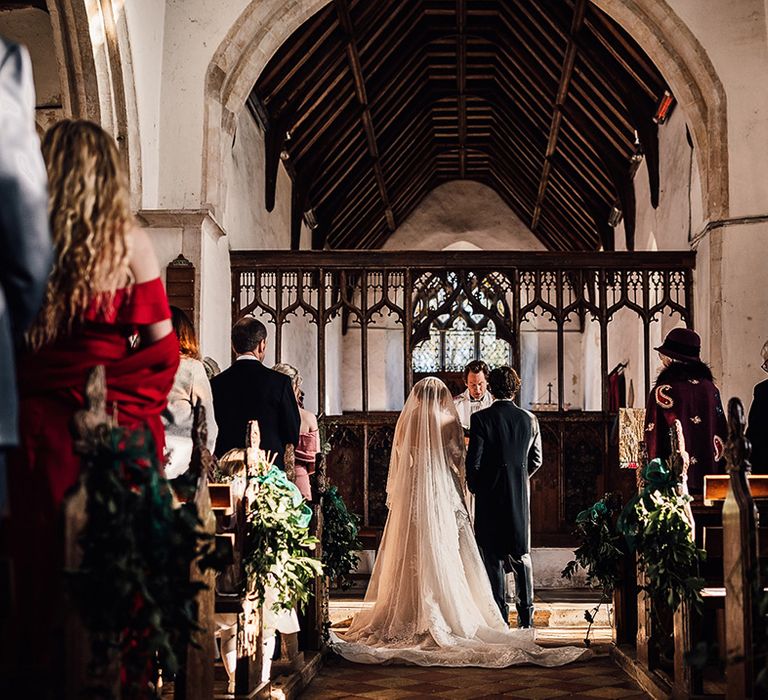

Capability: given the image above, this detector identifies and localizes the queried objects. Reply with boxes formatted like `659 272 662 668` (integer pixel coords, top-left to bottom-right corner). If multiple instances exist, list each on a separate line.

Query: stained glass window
411 328 441 373
480 328 512 369
413 319 511 373
411 271 513 373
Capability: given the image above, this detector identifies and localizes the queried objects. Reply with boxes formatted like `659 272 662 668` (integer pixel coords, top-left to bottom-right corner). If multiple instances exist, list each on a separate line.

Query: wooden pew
172 401 217 700
301 452 329 653
214 421 269 699
65 366 117 697
666 399 766 700
699 399 765 700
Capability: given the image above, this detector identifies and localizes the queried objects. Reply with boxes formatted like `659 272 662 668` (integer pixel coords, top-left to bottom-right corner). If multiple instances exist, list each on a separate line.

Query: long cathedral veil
334 377 588 667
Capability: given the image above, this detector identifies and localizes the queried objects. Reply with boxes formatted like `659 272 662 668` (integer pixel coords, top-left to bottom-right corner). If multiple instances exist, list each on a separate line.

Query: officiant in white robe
453 360 493 429
453 361 493 520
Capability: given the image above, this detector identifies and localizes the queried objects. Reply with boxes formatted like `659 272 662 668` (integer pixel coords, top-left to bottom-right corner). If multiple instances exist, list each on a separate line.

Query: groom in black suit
466 366 542 627
211 317 300 468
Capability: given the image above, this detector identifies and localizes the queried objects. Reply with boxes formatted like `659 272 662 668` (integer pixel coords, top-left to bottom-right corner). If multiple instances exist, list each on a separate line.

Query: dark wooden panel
166 254 195 320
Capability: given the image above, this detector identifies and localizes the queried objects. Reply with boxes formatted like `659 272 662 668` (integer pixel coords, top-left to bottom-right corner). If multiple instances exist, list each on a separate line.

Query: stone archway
202 0 729 226
46 0 142 207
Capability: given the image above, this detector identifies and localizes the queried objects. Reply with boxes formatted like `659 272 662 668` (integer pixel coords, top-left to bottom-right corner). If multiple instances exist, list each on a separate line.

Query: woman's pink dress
294 428 319 500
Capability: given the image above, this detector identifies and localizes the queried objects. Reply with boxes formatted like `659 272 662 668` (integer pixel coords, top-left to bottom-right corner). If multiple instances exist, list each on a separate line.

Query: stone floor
299 653 650 699
299 590 646 699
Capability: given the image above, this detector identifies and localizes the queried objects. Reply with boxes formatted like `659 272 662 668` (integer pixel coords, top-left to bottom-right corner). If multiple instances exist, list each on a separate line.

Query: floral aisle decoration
321 485 362 590
68 426 217 698
319 484 363 641
617 457 706 614
561 492 625 646
563 456 706 647
241 452 323 614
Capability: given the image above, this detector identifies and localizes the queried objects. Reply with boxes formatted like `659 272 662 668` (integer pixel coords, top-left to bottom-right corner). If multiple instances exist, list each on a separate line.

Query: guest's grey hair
273 362 302 390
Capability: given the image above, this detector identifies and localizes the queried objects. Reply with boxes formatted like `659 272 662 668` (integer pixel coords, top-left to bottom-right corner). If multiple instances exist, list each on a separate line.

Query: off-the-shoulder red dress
6 277 179 675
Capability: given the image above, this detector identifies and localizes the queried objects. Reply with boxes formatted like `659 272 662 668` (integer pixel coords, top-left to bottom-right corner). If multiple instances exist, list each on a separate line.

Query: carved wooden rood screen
231 250 695 545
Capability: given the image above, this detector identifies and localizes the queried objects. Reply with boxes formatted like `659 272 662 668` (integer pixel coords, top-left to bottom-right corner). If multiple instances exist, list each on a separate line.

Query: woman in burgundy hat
643 327 727 494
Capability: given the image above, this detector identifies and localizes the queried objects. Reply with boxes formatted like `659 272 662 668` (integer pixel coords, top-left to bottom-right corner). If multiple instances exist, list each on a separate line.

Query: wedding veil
385 376 466 510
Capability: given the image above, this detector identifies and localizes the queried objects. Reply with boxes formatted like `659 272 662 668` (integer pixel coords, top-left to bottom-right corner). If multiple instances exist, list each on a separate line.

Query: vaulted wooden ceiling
250 0 672 252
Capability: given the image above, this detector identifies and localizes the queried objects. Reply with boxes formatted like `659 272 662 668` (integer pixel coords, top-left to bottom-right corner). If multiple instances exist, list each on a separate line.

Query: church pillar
703 222 768 404
137 209 231 367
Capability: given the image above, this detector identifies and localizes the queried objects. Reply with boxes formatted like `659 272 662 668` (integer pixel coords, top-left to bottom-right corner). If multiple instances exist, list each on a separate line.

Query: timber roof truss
251 0 672 251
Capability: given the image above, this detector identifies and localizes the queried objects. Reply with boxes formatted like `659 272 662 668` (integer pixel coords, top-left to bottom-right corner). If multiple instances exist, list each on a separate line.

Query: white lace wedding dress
332 377 588 667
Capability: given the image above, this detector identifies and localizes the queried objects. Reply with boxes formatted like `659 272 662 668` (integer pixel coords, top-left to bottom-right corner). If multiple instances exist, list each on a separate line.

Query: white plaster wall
670 0 768 218
383 181 546 251
341 327 405 412
631 107 701 252
146 228 184 276
199 220 231 366
718 223 768 404
223 110 292 249
158 0 251 208
123 0 166 208
325 317 344 416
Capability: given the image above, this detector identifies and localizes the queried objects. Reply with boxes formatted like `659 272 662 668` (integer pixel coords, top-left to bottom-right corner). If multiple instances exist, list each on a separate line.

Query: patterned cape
643 361 727 493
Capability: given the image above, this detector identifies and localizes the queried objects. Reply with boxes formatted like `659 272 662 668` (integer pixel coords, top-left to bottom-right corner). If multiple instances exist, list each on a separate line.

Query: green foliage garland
321 485 362 590
618 458 706 614
68 426 214 698
562 492 626 645
562 492 625 594
563 458 707 646
242 463 323 613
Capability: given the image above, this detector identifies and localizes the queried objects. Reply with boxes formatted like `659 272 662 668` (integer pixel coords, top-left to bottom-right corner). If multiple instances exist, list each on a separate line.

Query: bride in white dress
332 377 588 667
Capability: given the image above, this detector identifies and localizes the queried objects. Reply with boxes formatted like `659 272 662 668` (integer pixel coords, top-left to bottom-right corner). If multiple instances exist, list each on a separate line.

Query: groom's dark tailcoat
211 359 300 469
466 400 542 626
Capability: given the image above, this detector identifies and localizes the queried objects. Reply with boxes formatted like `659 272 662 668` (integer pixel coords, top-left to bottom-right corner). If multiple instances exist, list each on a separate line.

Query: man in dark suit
211 317 300 469
747 340 768 472
0 37 52 515
466 366 542 627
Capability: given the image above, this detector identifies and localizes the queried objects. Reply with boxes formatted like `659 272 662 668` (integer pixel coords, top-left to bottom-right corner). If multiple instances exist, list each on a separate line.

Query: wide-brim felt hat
655 327 701 362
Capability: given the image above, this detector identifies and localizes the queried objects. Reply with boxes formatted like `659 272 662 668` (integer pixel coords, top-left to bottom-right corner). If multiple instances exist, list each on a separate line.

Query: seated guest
273 363 319 500
211 318 300 468
7 119 178 686
644 328 727 493
162 306 218 478
747 340 768 472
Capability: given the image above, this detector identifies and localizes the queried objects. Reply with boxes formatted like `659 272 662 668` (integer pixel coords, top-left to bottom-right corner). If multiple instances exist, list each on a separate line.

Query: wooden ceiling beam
586 7 665 98
335 0 396 233
257 7 335 100
457 0 467 177
531 0 587 232
254 0 672 250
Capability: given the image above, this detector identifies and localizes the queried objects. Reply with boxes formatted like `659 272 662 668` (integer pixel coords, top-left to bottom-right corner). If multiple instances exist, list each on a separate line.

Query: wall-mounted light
608 206 623 227
280 150 290 161
303 209 319 229
653 90 674 124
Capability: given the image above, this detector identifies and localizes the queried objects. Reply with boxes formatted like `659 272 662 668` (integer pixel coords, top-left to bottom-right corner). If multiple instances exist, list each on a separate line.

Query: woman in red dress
6 120 179 691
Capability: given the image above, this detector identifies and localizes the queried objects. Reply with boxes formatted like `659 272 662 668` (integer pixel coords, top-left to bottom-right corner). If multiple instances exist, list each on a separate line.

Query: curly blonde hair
28 120 133 350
